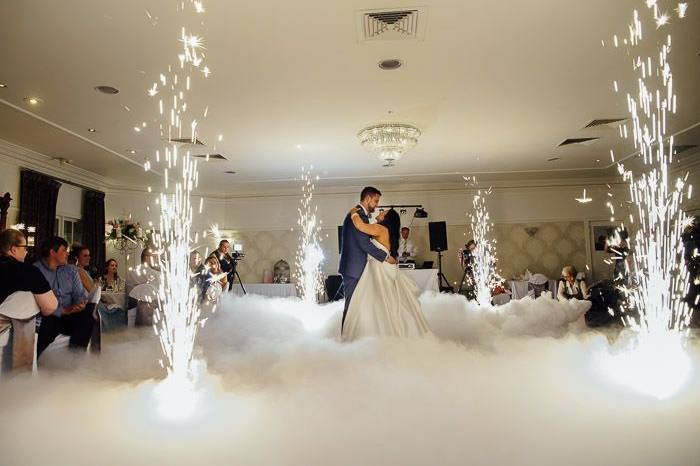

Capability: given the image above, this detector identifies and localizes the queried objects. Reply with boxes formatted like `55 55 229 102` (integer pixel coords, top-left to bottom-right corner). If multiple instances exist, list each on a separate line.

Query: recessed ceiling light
547 157 560 162
87 128 97 133
23 97 42 105
95 85 119 94
127 149 137 154
378 59 403 70
0 83 7 88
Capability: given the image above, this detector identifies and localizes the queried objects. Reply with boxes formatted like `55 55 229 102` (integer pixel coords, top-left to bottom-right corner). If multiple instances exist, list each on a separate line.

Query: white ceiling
0 0 698 194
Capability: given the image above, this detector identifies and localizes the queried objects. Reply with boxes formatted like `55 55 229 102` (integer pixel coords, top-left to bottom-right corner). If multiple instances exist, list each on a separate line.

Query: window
55 216 82 245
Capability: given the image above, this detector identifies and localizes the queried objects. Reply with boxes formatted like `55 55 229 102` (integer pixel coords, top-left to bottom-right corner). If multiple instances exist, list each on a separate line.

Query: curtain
83 190 106 274
18 170 61 251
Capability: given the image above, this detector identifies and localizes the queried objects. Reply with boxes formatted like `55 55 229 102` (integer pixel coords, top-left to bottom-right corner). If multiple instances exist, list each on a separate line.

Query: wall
4 137 700 287
103 183 613 284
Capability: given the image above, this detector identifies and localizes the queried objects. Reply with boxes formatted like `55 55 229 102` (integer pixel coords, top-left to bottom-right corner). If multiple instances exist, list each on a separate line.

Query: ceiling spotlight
224 170 237 174
0 83 7 88
87 128 97 133
378 59 403 70
94 85 120 95
414 207 428 218
24 97 42 105
127 149 137 154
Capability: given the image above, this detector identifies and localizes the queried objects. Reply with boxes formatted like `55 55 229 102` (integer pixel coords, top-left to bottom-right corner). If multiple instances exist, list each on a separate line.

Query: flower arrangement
105 219 145 242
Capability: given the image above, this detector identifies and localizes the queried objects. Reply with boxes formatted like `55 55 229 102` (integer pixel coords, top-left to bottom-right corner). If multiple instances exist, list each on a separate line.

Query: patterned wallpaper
225 221 588 287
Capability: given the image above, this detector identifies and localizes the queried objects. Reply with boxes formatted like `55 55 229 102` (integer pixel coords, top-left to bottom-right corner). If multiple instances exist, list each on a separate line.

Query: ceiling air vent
170 137 206 145
672 144 698 155
193 154 227 160
558 137 600 147
584 118 627 128
356 7 427 42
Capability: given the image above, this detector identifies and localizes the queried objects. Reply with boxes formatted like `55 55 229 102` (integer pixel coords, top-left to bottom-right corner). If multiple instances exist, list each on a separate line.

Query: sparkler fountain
598 0 694 399
294 166 325 303
464 177 503 306
145 0 214 419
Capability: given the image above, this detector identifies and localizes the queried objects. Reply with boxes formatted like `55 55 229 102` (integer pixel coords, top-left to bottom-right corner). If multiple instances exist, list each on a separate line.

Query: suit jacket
338 205 388 280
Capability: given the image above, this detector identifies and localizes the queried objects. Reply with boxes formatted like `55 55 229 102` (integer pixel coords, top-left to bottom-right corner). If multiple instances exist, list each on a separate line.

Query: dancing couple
339 187 432 341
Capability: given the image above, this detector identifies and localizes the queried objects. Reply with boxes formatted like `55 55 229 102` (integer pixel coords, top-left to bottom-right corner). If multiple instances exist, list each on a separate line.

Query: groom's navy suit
339 205 388 332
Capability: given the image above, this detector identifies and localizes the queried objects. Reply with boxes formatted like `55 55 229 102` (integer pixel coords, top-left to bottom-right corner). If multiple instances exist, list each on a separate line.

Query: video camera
230 244 245 261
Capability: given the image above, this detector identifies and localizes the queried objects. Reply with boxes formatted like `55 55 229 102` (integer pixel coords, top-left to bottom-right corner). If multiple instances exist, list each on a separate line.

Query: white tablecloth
401 269 440 293
509 279 558 299
230 283 298 298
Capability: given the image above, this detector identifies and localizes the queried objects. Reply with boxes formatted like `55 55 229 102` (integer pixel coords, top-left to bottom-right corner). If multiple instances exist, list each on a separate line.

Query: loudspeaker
429 221 448 252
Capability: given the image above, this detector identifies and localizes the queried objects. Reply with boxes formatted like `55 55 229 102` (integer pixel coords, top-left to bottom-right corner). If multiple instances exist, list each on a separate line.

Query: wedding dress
343 239 432 341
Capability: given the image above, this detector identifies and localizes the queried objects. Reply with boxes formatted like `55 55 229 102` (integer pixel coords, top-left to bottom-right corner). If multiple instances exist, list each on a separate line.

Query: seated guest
0 229 58 370
34 236 92 357
126 247 160 295
126 248 160 326
189 250 202 274
557 265 589 301
398 227 418 262
69 244 95 294
201 255 227 303
96 258 127 331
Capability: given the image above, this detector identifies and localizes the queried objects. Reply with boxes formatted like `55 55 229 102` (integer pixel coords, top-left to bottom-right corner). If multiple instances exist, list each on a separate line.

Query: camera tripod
435 250 453 293
227 258 246 294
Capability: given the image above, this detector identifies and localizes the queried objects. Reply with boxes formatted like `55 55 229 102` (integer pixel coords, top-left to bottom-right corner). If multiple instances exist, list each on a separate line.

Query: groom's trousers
341 276 359 332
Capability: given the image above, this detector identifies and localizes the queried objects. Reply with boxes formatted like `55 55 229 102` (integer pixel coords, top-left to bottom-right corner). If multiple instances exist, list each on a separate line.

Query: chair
130 284 158 326
0 291 40 374
527 273 550 298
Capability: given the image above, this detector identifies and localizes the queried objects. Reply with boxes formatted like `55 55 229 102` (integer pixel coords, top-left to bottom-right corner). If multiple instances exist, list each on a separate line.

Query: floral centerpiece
105 219 145 242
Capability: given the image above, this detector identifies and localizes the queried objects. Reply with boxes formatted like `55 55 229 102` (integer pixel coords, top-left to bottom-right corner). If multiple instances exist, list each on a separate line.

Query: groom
339 186 396 332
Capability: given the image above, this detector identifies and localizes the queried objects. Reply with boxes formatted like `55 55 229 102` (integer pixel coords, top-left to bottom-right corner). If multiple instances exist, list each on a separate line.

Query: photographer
212 240 234 291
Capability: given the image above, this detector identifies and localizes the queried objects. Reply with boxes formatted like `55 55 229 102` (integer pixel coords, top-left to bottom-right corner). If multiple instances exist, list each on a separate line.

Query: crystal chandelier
357 123 421 167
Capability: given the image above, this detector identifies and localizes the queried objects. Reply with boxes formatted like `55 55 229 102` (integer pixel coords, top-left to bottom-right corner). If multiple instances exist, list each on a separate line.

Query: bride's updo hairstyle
379 209 401 259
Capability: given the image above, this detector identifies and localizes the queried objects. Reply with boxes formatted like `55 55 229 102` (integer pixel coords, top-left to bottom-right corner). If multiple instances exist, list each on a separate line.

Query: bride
342 207 432 341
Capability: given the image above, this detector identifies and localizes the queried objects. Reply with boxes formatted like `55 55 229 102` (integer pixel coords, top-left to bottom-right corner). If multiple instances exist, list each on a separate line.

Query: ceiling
0 0 698 194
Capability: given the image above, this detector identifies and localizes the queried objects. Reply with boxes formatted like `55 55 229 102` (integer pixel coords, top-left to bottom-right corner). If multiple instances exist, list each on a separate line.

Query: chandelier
357 123 421 167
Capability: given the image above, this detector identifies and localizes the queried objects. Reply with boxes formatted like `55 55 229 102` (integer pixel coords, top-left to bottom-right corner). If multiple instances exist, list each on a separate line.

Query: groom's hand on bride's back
386 256 397 264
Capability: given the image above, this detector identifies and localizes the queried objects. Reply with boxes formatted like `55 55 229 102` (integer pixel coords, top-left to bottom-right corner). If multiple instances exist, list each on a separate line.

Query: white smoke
1 293 698 466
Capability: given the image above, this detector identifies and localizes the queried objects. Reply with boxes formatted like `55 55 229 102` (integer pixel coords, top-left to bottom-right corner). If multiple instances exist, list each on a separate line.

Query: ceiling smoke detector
379 59 403 70
94 85 119 95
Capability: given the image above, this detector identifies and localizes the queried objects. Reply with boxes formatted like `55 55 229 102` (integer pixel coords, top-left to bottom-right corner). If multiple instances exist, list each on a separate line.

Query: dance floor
0 293 698 466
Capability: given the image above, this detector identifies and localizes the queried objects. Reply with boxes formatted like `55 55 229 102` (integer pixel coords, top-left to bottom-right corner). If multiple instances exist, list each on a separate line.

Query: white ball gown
343 239 433 341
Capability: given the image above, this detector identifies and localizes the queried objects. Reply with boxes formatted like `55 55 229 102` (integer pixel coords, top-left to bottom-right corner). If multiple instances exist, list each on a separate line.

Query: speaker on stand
428 221 453 292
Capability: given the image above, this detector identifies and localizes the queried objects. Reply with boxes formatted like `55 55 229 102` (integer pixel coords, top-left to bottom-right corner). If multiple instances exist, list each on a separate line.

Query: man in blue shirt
34 236 93 357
